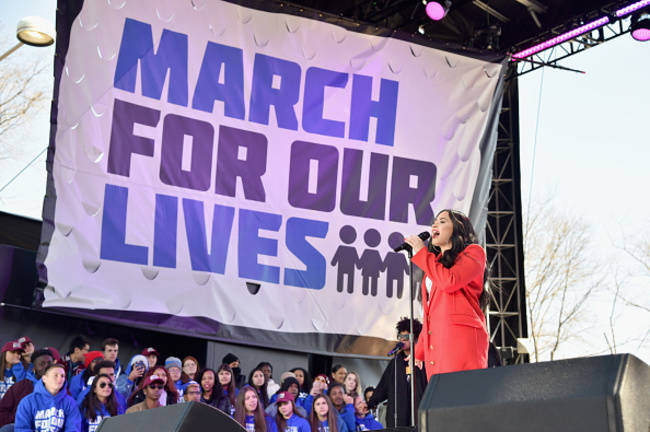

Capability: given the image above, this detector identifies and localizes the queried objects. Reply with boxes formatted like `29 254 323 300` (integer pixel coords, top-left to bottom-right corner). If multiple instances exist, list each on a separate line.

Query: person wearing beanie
115 354 149 400
69 351 104 400
265 377 307 418
222 353 246 389
0 349 54 428
164 357 185 396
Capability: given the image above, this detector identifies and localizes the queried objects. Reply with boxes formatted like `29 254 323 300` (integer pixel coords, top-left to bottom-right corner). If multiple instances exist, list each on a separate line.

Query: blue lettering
183 199 235 273
153 194 178 268
100 184 148 265
192 42 245 119
349 74 399 146
249 54 301 130
303 67 348 138
238 209 281 283
284 217 328 289
114 18 188 106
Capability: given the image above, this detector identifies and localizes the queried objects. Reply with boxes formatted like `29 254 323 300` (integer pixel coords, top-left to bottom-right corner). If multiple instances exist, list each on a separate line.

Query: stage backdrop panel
37 0 506 356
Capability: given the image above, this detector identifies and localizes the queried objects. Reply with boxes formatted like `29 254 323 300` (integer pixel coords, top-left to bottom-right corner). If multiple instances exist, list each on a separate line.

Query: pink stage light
512 16 610 60
632 27 650 40
616 0 650 17
426 2 446 21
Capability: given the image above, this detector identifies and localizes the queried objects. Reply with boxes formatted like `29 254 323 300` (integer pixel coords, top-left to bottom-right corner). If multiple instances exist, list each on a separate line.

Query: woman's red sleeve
411 244 485 293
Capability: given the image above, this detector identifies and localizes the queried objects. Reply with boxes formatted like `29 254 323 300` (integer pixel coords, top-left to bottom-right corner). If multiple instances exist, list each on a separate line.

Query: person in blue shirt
114 355 148 401
14 363 81 432
234 385 277 432
1 342 26 401
274 392 310 432
69 352 104 401
327 384 355 432
353 395 382 431
309 393 349 432
79 373 125 432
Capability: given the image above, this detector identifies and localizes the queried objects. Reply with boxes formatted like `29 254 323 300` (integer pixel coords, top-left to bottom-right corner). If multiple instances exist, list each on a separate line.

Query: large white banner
39 0 504 354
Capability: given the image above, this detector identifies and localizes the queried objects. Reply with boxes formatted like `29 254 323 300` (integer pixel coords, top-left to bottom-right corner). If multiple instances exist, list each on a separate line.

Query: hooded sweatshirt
80 399 125 432
14 379 81 432
277 413 310 432
1 363 26 400
115 355 149 400
354 413 383 431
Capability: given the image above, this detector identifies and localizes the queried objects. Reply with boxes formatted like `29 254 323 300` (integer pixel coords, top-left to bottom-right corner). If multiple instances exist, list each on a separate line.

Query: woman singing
403 209 489 379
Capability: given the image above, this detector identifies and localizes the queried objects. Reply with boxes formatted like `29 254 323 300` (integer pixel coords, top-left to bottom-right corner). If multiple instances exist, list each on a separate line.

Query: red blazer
413 244 489 379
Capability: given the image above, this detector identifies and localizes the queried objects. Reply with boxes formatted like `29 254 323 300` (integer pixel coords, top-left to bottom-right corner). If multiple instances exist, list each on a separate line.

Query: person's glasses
397 334 409 341
149 384 164 390
186 391 201 395
315 377 326 383
99 382 114 389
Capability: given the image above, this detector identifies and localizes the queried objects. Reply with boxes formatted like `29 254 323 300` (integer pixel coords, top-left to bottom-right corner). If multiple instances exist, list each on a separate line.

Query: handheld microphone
387 342 404 356
394 231 431 253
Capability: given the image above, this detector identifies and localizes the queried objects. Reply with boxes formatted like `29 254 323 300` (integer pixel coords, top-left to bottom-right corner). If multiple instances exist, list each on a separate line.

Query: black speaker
96 401 245 432
418 354 650 432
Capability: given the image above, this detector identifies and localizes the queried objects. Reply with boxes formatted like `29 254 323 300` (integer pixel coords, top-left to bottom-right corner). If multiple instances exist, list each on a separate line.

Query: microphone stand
407 249 416 427
393 348 398 428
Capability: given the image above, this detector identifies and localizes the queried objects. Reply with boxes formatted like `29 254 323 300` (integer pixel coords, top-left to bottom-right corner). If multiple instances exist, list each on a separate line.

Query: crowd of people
0 335 402 432
0 209 494 431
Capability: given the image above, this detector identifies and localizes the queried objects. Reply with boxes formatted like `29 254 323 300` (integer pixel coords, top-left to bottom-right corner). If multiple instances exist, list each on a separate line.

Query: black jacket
367 351 427 428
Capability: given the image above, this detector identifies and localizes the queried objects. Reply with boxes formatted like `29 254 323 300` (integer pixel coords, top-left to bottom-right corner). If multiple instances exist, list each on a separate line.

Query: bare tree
523 195 604 361
0 30 49 159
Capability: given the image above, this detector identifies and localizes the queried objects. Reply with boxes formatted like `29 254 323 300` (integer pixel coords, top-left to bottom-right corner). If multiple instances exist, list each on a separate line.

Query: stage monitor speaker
418 354 650 432
96 401 245 432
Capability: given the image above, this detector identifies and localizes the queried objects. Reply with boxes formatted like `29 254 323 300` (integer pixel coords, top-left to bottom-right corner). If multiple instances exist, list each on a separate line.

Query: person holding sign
402 210 490 379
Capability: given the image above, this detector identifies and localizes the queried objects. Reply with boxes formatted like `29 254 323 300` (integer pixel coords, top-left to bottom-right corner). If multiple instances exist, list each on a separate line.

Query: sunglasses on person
148 384 164 390
99 382 114 389
186 390 201 395
397 334 410 341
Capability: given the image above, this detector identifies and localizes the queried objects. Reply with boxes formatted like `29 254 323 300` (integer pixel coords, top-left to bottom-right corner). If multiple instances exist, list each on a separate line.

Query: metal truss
485 69 529 364
512 13 632 78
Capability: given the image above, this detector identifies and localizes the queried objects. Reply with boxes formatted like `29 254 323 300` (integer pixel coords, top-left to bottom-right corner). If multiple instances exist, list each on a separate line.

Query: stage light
512 16 610 60
418 25 426 34
615 0 650 18
425 1 451 21
631 11 650 41
16 16 56 47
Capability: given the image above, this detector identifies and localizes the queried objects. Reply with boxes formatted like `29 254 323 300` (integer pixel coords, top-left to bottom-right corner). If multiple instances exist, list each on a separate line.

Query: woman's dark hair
309 394 339 432
197 368 223 404
150 365 179 401
0 352 11 380
427 209 492 310
396 317 423 337
81 373 118 421
289 367 313 394
247 367 269 408
234 385 267 432
331 364 345 374
275 399 301 432
217 364 237 407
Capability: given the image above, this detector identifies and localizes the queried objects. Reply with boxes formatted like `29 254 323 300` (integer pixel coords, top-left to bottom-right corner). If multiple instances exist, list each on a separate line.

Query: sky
0 1 648 363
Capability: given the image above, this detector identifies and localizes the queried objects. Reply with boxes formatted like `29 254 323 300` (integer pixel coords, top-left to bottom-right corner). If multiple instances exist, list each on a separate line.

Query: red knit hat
84 351 105 369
